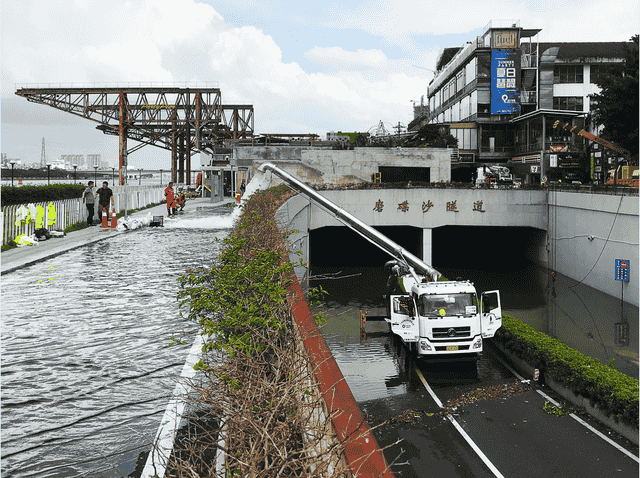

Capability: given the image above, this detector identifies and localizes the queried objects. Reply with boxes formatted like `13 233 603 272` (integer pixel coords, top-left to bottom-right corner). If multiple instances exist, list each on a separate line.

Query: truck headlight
420 340 432 351
472 338 482 349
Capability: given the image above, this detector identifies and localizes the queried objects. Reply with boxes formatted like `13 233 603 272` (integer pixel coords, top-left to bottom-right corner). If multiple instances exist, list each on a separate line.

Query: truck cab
388 279 502 360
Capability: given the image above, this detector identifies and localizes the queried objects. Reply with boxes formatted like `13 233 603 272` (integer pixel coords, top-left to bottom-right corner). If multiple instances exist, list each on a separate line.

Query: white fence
2 185 165 245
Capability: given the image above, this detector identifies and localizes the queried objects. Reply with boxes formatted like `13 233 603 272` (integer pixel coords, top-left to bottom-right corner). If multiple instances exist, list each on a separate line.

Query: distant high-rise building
60 154 85 169
86 154 101 168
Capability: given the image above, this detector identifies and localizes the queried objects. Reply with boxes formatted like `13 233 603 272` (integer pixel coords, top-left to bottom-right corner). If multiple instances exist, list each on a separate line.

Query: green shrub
495 315 639 428
1 184 84 206
178 184 296 358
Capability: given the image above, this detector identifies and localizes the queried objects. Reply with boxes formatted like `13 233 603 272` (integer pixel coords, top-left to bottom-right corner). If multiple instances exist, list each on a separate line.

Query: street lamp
9 160 16 187
46 163 52 186
138 168 142 185
112 167 115 185
160 169 163 184
94 165 98 185
73 164 78 185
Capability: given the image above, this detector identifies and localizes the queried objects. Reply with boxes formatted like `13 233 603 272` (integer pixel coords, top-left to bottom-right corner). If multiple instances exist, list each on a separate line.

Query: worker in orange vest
164 182 176 216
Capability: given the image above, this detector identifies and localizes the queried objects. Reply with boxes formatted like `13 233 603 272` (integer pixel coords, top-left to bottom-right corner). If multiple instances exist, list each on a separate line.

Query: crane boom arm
578 129 630 157
258 162 441 281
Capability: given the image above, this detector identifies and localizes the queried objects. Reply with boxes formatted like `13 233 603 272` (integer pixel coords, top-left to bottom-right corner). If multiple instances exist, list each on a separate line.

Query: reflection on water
1 208 232 477
317 305 421 402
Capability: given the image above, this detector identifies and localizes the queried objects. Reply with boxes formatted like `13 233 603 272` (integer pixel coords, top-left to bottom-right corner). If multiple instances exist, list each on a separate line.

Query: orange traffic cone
110 208 118 228
101 208 108 227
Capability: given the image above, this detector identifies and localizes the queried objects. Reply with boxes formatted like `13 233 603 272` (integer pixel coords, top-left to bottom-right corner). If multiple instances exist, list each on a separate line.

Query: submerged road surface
1 205 234 478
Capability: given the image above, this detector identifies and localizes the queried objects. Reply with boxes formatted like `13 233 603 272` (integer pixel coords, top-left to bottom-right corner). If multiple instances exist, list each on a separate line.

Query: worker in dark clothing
95 181 114 224
164 182 176 216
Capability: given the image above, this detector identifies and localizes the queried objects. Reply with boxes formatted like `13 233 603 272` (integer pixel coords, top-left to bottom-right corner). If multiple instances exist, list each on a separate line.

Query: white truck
385 260 501 361
259 162 503 361
476 165 513 188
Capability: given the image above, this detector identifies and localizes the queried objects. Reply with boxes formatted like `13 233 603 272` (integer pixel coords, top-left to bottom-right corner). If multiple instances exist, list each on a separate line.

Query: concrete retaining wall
242 146 453 185
549 191 638 306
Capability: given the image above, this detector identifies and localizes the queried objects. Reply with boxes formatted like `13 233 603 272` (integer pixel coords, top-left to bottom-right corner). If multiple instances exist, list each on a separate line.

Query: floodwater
1 206 235 477
310 260 638 405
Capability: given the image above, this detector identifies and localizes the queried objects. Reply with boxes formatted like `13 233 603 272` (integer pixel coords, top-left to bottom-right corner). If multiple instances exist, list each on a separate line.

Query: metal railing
2 198 83 245
2 185 166 245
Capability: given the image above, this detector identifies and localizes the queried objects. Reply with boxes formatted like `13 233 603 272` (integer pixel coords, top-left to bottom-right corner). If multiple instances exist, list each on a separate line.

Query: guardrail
1 185 166 245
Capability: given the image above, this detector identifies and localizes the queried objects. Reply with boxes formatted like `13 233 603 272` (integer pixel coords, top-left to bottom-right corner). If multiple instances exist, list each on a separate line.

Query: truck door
388 295 419 343
480 290 502 338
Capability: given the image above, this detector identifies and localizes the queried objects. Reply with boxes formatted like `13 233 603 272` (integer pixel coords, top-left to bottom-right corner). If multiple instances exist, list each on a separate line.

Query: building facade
424 20 632 184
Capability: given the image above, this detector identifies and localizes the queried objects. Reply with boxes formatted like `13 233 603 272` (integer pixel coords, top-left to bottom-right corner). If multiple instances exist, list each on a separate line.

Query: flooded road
1 206 233 477
310 264 639 477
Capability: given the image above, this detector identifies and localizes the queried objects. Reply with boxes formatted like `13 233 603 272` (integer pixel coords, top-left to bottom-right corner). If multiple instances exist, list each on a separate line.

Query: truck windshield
417 293 476 318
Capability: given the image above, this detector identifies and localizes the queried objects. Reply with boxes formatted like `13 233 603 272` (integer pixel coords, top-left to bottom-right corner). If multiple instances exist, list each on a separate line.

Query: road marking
414 366 443 408
491 350 640 463
568 412 640 463
415 367 506 478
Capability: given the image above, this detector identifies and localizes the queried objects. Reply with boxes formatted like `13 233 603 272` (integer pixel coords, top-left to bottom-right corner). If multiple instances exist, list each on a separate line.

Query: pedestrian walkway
1 197 237 275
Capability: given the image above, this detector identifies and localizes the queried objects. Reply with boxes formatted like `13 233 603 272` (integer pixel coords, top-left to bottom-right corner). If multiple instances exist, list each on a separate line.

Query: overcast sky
1 0 637 170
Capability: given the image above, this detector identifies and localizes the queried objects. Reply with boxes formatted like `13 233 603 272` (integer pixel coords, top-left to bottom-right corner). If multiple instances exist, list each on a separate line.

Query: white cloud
1 0 425 144
319 0 638 43
304 46 389 70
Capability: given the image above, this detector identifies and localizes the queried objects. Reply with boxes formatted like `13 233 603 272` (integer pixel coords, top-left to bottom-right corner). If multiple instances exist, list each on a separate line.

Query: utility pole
41 137 46 168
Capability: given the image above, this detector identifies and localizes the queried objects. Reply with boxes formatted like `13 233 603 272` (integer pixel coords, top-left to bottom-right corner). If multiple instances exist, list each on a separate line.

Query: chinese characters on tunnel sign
615 259 630 282
491 49 520 114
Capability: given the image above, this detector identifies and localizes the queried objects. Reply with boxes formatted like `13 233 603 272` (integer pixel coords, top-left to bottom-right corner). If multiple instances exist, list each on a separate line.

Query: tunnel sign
615 259 629 281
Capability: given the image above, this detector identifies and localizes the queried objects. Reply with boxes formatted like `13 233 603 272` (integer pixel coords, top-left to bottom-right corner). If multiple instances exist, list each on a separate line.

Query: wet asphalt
358 342 639 478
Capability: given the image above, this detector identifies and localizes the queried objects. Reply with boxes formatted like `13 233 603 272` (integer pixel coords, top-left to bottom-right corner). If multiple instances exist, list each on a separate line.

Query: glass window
456 70 465 93
554 65 584 84
466 58 476 85
417 293 476 318
553 96 584 111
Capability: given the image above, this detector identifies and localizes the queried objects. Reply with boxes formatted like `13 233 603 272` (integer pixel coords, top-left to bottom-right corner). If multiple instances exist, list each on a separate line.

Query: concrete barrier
288 277 394 477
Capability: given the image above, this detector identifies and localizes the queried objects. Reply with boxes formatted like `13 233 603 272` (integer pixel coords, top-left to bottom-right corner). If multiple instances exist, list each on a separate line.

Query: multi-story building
424 20 632 184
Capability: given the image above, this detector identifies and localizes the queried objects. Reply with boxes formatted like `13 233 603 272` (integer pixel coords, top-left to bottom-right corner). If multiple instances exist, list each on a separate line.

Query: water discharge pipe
258 162 441 282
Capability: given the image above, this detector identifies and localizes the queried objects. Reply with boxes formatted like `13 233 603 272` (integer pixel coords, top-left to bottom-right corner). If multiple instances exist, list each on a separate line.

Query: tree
590 35 639 159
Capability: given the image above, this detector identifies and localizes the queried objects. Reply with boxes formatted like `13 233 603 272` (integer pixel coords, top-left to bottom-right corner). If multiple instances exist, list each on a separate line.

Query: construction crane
15 85 254 185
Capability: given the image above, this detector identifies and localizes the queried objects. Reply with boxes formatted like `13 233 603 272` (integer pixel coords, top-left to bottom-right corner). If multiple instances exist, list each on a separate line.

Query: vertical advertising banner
491 49 521 114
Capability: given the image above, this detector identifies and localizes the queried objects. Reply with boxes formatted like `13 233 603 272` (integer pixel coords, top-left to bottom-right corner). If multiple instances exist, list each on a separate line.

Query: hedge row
495 315 639 428
1 184 85 206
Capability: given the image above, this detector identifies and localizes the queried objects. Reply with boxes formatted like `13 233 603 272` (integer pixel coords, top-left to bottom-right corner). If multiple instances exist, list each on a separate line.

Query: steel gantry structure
15 84 254 185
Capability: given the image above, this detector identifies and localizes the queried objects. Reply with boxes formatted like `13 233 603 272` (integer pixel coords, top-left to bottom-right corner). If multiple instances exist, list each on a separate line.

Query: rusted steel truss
15 87 254 184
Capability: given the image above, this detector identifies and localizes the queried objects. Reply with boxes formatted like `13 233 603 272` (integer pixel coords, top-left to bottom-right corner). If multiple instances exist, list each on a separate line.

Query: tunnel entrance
309 226 423 267
309 225 544 270
432 225 544 271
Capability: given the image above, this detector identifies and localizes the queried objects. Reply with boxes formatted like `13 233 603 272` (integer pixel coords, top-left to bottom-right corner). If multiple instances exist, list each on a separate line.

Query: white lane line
535 389 562 408
414 366 443 408
491 350 640 463
568 412 640 463
415 367 506 478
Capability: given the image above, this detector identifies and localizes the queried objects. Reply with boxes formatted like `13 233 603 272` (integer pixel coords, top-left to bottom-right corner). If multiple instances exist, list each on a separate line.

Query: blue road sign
615 259 629 281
